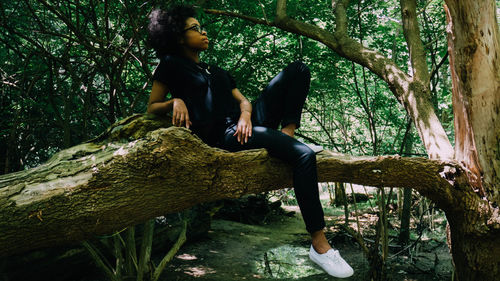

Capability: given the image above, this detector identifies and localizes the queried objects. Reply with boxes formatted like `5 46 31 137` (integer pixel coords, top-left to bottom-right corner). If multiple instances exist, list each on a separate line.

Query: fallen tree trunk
0 114 461 258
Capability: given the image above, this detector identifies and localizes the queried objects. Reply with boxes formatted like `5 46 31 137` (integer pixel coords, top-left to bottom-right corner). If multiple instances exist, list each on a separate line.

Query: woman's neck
180 49 200 63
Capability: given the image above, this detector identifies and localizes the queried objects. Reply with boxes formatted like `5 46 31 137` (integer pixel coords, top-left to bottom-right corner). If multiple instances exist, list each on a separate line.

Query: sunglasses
183 24 206 34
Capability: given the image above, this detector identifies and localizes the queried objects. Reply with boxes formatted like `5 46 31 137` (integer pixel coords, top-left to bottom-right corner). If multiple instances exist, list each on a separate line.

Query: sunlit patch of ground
182 266 216 277
160 186 452 281
253 245 323 279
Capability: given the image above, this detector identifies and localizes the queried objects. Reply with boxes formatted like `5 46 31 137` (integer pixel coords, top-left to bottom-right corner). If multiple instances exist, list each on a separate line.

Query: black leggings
219 60 326 234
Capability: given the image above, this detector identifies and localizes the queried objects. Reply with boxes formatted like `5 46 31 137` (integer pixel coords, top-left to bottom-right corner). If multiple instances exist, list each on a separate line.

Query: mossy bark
0 114 460 258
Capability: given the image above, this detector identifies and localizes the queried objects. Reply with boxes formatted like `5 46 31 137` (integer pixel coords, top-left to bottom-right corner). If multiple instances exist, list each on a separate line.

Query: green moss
88 114 173 144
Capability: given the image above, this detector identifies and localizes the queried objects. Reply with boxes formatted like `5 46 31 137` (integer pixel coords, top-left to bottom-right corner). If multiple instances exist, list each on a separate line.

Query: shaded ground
3 186 450 281
161 201 453 281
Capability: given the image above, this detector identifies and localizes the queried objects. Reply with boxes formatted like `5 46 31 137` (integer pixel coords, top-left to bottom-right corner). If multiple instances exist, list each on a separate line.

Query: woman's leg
221 124 326 235
251 60 311 131
222 60 330 250
222 60 353 277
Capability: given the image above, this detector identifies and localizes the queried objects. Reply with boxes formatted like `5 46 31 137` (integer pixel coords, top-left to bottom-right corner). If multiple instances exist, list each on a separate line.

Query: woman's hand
172 98 192 129
234 111 252 144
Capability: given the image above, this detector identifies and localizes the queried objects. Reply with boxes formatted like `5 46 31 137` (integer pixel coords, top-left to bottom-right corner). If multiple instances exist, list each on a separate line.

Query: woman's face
180 17 209 52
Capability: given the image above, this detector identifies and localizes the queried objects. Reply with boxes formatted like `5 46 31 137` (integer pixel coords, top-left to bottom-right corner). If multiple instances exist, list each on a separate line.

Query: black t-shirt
152 54 240 146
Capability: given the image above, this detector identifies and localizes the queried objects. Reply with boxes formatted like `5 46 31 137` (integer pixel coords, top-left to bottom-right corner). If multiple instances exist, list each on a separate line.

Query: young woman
147 4 353 278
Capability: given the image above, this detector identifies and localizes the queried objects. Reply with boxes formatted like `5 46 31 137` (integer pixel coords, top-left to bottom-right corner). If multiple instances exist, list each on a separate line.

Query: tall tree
443 1 500 279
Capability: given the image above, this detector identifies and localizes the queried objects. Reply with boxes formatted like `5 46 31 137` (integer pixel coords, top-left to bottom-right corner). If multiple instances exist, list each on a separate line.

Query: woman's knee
286 60 311 78
288 142 315 165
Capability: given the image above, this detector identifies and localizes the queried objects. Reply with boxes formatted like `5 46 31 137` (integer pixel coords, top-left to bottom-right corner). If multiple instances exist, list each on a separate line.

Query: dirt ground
160 203 453 281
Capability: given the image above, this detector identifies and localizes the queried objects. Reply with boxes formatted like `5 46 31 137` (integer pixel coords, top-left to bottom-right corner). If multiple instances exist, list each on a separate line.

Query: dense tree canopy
0 0 461 172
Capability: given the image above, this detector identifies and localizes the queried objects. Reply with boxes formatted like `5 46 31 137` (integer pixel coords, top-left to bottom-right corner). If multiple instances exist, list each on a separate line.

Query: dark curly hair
148 4 197 58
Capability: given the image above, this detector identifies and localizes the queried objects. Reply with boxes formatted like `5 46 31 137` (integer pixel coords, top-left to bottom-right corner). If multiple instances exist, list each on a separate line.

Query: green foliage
0 0 456 171
83 218 187 281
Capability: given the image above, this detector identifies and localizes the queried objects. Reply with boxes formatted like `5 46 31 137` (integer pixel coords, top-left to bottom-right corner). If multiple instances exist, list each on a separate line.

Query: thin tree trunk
399 119 414 247
335 181 346 207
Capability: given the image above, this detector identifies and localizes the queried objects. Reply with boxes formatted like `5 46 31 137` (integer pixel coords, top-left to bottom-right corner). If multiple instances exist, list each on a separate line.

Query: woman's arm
231 88 252 144
231 88 252 115
147 80 173 114
147 80 191 128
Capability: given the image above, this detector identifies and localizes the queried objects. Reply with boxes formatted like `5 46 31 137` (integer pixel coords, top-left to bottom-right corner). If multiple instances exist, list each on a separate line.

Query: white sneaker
304 143 324 154
309 245 354 278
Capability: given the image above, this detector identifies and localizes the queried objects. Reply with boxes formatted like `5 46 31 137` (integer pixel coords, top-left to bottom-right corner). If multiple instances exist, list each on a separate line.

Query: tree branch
400 0 430 84
429 51 448 83
0 115 465 258
275 0 287 21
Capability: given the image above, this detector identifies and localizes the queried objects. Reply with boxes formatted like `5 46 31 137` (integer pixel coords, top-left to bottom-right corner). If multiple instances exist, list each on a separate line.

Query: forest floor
160 186 453 281
1 187 453 281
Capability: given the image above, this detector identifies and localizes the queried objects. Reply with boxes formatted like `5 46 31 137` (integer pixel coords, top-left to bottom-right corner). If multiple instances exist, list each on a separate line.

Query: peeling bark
445 1 500 201
443 1 500 279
